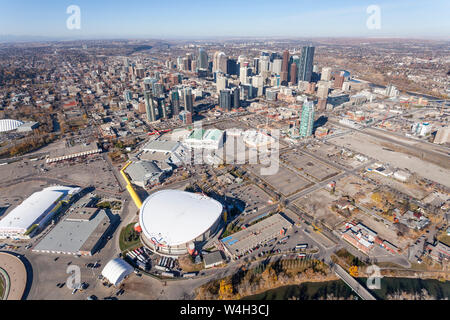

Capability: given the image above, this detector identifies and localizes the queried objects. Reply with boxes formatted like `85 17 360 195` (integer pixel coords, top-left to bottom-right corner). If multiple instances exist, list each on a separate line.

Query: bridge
332 263 377 300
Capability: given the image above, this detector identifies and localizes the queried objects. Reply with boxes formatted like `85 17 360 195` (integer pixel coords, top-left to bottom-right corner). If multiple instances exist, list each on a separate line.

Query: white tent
101 258 134 286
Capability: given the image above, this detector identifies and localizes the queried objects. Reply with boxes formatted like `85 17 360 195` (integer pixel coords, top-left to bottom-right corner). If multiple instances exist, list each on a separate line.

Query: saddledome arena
139 190 223 256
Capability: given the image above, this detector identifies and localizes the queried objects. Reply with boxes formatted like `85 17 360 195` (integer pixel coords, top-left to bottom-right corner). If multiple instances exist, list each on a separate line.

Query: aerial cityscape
0 0 449 308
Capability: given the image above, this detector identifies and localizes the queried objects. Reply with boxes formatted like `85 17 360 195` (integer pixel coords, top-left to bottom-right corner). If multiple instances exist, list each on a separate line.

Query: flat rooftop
33 209 110 255
222 214 292 256
48 142 101 158
142 139 180 153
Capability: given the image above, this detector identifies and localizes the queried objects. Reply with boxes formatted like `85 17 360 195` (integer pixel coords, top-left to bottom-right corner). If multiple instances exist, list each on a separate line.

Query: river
242 278 450 300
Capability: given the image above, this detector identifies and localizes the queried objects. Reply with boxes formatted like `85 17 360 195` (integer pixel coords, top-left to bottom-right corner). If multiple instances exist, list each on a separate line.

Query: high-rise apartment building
216 75 228 94
321 67 332 81
272 58 283 75
299 100 315 137
334 71 345 89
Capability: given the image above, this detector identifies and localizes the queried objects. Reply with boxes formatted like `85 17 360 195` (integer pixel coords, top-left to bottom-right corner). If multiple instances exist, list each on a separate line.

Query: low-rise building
0 186 81 239
125 160 167 188
341 222 377 254
221 214 292 258
399 210 430 230
46 142 102 164
32 208 113 256
204 251 226 269
426 241 450 262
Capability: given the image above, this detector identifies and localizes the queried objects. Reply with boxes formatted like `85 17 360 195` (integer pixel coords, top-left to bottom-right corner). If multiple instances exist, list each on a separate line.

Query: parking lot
45 155 120 193
224 182 271 215
248 164 313 197
280 151 340 181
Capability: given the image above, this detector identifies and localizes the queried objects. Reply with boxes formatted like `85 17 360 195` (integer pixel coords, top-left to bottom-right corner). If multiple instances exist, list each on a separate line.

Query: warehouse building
124 160 167 188
32 207 113 256
0 186 81 239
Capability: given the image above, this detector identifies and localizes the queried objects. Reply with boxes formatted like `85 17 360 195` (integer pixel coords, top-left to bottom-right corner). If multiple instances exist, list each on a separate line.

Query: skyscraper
216 75 228 94
144 91 157 122
289 63 298 85
333 71 345 89
231 87 240 109
253 57 260 75
197 48 208 70
299 100 315 138
182 87 194 113
240 63 249 85
272 58 283 75
281 50 290 84
298 46 315 83
170 90 180 117
213 51 228 74
227 58 238 75
219 89 232 112
317 81 330 99
321 67 332 81
259 55 270 73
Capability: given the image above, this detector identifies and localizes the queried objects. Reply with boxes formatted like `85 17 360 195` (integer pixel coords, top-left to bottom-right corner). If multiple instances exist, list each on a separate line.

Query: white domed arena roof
0 119 23 132
139 190 223 247
101 258 134 286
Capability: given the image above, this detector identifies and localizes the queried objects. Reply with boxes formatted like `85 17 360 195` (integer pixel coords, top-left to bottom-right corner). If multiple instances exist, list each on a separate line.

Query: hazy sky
0 0 449 39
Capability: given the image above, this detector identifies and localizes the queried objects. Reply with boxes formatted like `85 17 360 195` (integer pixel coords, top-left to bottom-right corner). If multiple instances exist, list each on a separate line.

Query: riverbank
242 277 450 300
195 259 336 300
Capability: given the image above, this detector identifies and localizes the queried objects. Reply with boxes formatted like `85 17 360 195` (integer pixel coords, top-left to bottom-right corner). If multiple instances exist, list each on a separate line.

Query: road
331 263 376 300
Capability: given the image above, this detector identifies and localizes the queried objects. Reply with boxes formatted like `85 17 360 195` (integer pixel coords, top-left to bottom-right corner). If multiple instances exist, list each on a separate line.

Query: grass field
119 223 142 252
437 233 450 247
0 274 5 299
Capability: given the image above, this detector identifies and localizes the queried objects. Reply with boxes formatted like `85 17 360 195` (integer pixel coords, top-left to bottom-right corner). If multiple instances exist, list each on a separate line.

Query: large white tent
0 119 23 132
101 258 134 286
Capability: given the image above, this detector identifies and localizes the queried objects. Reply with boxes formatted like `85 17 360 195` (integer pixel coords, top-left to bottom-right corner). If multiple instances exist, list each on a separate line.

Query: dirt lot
336 175 377 205
0 159 44 183
306 142 367 169
365 171 431 200
0 180 48 213
329 132 450 188
46 156 119 193
294 188 345 229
